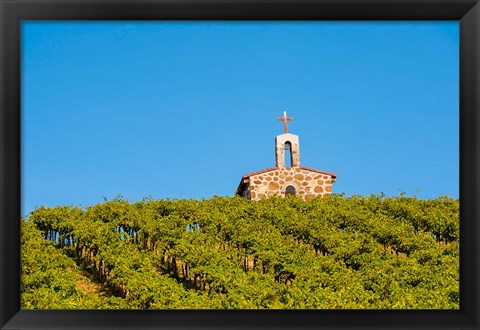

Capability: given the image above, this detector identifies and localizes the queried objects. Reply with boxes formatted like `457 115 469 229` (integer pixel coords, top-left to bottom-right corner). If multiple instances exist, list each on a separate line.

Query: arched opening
284 141 293 168
285 185 296 196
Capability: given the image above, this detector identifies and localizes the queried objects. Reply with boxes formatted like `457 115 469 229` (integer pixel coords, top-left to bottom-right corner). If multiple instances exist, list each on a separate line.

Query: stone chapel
236 112 337 201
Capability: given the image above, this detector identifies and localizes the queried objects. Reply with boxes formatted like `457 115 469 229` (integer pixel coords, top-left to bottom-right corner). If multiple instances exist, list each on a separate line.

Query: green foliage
22 194 459 309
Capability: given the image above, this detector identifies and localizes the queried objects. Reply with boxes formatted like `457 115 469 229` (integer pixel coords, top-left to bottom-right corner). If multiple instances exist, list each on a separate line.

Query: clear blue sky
21 21 459 214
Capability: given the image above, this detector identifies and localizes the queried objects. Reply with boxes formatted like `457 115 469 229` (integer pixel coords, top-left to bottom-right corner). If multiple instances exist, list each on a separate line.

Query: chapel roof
241 166 337 179
241 166 279 179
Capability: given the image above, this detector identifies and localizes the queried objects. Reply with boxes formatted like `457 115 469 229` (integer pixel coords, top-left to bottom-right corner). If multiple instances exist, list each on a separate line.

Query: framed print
1 0 479 329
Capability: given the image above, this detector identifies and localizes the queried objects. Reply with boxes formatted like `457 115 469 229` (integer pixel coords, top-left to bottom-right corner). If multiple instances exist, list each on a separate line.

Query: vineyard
21 194 459 309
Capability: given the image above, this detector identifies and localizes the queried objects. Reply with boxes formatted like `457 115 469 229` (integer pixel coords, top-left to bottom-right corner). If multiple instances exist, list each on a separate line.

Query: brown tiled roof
299 166 337 178
241 165 337 179
241 166 278 179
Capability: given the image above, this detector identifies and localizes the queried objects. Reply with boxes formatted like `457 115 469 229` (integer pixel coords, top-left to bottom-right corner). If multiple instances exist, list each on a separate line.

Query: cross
278 111 293 133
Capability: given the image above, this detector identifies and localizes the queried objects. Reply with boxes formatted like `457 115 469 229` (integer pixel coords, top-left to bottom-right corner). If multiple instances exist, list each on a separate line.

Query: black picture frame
1 0 479 329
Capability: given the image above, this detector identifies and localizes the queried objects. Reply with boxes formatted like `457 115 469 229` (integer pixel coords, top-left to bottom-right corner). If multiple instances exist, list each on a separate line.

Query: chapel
236 112 337 201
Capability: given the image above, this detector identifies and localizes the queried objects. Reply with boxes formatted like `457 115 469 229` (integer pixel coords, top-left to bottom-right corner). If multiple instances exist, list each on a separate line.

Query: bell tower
275 112 300 168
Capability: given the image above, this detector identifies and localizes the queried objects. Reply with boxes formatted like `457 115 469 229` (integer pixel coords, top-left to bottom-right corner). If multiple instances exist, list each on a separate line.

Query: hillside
21 194 459 309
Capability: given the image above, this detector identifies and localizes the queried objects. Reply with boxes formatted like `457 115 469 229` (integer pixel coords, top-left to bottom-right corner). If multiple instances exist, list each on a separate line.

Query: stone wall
248 167 334 201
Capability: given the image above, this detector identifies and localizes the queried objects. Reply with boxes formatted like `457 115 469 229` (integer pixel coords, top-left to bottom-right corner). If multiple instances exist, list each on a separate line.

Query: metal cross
278 111 293 133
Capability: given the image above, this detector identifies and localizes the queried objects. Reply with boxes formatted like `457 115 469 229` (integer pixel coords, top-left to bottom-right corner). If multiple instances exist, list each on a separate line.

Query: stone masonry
246 166 335 201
